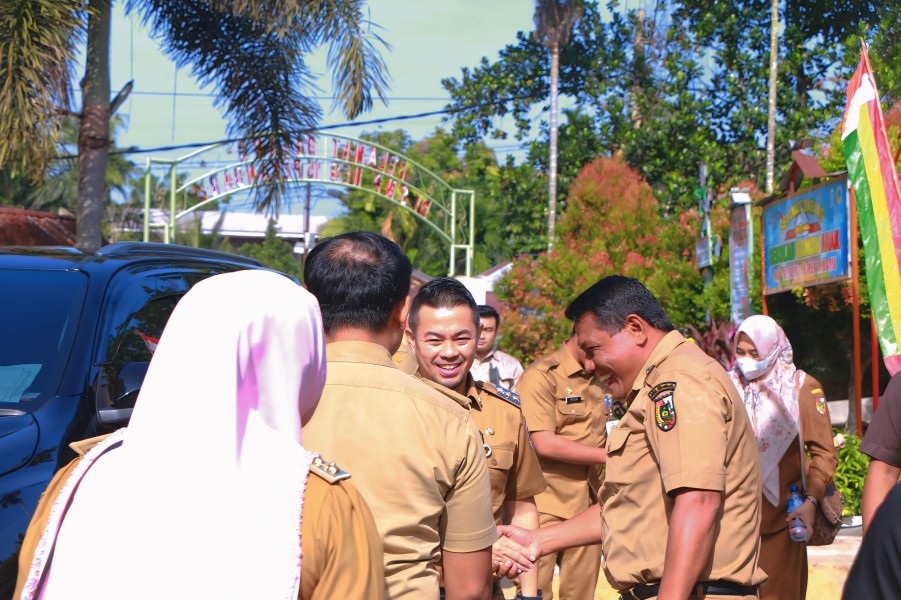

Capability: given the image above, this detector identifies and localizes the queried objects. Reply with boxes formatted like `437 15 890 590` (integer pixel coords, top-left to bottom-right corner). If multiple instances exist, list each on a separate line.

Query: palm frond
131 0 389 213
0 0 85 179
533 0 584 49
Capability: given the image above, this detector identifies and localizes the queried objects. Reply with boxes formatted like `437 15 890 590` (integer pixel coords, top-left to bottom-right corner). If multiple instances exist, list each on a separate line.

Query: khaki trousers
537 512 603 600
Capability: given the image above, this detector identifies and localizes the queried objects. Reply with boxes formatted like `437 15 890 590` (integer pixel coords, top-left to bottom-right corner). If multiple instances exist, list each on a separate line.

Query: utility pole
765 0 779 195
304 182 312 257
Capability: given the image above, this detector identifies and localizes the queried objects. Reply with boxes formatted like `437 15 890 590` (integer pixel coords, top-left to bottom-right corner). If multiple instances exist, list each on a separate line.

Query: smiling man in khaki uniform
404 278 547 600
303 233 497 600
516 336 608 600
497 276 765 600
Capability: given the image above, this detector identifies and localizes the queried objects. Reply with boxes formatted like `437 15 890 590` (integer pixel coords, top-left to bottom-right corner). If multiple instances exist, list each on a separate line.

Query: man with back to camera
302 232 497 600
499 275 765 600
471 305 525 391
405 278 547 600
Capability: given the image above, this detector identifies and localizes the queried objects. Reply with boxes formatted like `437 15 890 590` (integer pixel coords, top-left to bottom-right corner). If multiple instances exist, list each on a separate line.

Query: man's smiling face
575 313 644 401
409 304 479 394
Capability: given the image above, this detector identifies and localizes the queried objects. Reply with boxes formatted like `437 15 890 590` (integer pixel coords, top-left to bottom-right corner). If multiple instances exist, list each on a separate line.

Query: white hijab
22 270 327 599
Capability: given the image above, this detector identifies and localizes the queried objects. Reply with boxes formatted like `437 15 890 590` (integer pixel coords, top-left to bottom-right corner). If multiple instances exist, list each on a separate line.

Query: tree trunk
764 0 778 195
77 0 112 251
547 41 559 254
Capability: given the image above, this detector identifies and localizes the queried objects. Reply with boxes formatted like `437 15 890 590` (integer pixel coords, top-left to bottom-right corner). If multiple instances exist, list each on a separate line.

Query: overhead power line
53 94 542 159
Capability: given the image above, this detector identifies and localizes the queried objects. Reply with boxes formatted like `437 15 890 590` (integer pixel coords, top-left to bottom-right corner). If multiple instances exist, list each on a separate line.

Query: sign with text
729 204 752 324
696 238 712 268
763 179 850 294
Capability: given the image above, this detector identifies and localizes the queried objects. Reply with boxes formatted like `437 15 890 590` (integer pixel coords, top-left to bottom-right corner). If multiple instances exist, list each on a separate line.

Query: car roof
0 242 264 272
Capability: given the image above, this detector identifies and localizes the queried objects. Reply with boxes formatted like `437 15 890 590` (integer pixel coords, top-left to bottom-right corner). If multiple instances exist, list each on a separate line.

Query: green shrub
832 430 868 516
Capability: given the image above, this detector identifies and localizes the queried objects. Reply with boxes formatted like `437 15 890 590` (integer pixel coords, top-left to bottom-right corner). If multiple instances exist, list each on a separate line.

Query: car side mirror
96 361 149 426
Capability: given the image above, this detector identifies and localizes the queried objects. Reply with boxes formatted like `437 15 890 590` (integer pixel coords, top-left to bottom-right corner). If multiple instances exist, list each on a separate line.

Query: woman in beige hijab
729 315 838 600
16 269 383 600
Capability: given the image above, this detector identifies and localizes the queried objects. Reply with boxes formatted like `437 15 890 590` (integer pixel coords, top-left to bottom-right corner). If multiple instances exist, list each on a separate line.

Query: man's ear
623 314 649 346
394 295 412 331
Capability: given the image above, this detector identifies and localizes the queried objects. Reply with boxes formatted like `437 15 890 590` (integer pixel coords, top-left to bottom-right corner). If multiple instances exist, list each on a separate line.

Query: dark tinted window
94 271 186 414
0 270 87 410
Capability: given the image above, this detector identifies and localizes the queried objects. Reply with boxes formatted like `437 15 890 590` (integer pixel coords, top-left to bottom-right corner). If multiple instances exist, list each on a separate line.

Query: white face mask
736 356 771 380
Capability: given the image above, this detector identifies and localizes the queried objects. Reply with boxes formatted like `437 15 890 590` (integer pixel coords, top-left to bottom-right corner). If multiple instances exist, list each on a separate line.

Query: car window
0 270 87 411
94 271 187 414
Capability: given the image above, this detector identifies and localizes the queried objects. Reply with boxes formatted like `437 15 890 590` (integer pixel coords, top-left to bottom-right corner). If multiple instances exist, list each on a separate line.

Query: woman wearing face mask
729 315 838 600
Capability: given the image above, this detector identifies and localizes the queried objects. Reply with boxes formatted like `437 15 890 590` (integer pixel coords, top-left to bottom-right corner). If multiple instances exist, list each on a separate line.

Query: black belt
621 580 758 599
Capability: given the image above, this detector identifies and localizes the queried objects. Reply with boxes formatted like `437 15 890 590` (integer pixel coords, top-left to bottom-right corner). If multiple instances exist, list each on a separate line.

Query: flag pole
850 182 863 436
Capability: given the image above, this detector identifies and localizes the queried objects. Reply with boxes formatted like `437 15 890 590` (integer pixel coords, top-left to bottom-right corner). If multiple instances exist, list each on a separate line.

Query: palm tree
0 0 389 250
533 0 582 253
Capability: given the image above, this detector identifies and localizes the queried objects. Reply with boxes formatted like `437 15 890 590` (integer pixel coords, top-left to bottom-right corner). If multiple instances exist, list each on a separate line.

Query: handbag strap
795 370 808 495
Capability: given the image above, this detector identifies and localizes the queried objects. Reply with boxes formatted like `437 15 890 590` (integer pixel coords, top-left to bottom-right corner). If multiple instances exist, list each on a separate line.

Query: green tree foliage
320 128 505 276
442 0 899 229
236 219 302 279
0 116 137 213
496 156 728 363
0 0 389 250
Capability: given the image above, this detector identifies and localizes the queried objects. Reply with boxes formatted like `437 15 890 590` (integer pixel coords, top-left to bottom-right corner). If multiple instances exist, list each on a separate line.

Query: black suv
0 242 268 596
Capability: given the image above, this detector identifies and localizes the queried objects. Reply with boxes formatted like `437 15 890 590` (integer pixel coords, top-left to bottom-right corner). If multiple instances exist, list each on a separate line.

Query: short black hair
565 275 675 334
477 305 500 329
409 278 478 332
304 231 412 334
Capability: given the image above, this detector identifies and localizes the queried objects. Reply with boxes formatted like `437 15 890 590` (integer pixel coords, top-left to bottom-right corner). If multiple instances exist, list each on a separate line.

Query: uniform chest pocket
605 427 631 485
486 445 514 470
556 397 588 420
606 427 629 455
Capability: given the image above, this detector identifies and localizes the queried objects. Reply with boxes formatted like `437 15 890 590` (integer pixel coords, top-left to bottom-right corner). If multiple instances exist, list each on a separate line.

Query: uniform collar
414 373 476 410
629 330 687 395
325 340 396 369
476 347 497 363
463 374 482 409
560 343 588 377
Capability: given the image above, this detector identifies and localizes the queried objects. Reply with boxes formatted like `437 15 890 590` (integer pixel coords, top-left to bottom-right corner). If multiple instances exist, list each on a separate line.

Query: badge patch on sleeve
815 397 827 415
650 381 677 431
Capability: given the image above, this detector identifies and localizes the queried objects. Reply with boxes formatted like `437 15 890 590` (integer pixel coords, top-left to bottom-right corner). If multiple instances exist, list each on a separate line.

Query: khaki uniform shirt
15 438 385 600
601 331 765 590
518 345 609 519
757 373 838 535
302 341 497 600
423 375 547 522
300 468 385 600
471 349 525 391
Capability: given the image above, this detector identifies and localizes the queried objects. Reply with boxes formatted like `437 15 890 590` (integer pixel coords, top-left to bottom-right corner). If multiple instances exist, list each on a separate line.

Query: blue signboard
763 179 850 294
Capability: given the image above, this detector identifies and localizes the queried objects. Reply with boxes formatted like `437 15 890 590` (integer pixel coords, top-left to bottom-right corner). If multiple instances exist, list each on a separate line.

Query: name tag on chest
564 396 582 404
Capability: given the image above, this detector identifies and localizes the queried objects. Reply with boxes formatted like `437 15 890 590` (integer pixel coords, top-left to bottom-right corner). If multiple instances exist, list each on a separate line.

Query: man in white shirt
470 305 524 391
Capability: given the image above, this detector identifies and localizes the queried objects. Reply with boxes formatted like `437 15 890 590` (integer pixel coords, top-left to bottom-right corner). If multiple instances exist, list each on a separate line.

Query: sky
91 1 540 216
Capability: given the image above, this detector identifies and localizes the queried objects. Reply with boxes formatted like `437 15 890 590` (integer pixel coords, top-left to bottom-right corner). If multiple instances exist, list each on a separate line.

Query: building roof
120 209 329 239
0 207 76 246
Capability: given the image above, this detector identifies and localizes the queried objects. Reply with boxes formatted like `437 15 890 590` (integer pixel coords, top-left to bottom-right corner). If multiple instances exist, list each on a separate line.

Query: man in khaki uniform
497 276 765 600
303 232 497 600
517 336 609 599
404 278 547 600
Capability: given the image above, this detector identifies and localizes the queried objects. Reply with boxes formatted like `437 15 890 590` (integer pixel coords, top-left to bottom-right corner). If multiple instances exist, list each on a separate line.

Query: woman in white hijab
729 315 837 600
15 269 383 600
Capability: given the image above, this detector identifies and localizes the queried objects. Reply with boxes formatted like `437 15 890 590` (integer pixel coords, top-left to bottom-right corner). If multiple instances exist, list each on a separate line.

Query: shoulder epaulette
310 453 351 484
478 380 521 408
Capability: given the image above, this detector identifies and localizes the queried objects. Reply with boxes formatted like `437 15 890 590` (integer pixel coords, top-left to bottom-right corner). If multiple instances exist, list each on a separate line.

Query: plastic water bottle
786 485 809 543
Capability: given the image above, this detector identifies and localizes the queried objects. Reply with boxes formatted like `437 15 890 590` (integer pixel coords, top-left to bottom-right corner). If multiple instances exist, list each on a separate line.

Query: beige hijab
729 315 802 506
22 270 327 599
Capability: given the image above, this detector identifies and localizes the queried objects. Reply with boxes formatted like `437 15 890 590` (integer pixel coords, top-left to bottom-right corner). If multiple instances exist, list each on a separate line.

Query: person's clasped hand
492 525 541 578
785 496 817 534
